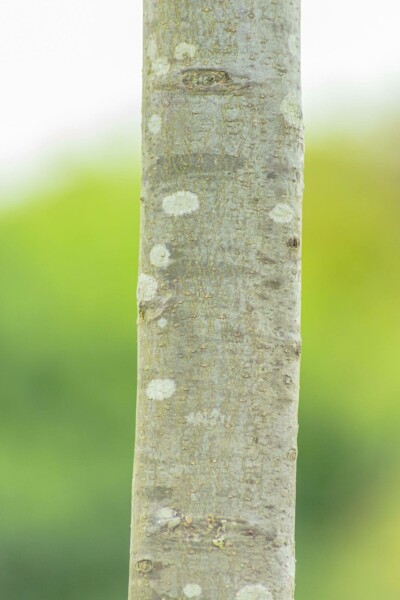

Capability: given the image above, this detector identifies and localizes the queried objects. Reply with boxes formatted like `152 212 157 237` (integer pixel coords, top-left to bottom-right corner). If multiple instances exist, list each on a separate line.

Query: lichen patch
183 583 202 598
280 92 302 128
156 507 181 529
148 114 161 135
150 243 171 268
162 191 199 216
236 584 273 600
137 274 158 303
151 57 170 77
146 379 176 401
269 203 294 224
175 42 198 60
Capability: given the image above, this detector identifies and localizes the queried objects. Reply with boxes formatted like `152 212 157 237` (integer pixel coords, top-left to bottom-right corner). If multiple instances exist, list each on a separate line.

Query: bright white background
1 0 399 182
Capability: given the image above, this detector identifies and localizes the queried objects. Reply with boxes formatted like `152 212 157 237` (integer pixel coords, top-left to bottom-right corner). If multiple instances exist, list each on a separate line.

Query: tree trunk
129 1 303 598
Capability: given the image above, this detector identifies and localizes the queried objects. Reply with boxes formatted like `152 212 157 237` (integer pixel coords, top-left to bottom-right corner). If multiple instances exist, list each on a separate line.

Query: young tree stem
129 2 303 598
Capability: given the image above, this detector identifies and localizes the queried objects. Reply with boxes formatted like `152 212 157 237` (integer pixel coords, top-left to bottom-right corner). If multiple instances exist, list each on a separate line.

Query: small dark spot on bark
245 477 257 485
287 237 300 248
264 279 282 290
265 529 278 542
258 252 277 265
285 340 302 358
244 529 256 537
294 341 302 357
267 172 277 180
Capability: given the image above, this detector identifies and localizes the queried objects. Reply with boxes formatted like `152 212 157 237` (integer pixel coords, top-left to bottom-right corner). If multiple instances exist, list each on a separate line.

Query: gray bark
129 1 303 599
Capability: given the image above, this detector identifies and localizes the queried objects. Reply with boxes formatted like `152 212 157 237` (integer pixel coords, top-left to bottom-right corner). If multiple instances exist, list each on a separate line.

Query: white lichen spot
269 203 294 224
174 42 198 60
183 583 202 598
156 507 181 529
146 38 157 60
157 317 168 329
162 191 199 216
236 584 273 600
150 243 171 268
137 274 158 303
148 114 161 135
146 379 176 401
151 56 170 77
280 92 302 128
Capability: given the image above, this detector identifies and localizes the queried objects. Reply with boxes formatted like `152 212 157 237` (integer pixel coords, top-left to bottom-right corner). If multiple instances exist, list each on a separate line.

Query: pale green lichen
151 57 170 77
156 507 182 529
146 379 176 401
162 191 199 216
174 42 198 60
148 114 162 135
280 92 302 128
269 203 293 224
183 583 202 598
236 584 273 600
137 274 158 303
150 243 171 268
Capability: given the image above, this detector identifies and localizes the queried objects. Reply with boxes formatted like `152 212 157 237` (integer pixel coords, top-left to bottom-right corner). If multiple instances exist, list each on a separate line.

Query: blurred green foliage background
0 126 399 599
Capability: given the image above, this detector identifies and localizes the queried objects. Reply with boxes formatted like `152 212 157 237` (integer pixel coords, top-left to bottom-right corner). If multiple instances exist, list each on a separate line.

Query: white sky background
0 0 399 183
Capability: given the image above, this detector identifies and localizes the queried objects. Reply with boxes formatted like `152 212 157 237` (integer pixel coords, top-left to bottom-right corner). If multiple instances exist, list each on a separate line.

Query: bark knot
135 559 153 574
181 68 230 89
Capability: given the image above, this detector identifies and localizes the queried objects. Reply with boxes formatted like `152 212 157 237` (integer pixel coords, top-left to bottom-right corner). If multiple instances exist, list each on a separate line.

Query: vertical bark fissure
130 1 303 599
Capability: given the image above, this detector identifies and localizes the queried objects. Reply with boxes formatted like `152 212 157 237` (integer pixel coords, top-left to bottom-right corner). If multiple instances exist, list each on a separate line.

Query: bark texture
129 1 303 599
